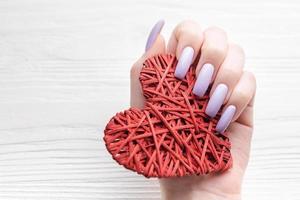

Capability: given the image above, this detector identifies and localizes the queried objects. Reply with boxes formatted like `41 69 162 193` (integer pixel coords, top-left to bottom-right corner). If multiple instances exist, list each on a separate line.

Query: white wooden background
0 0 300 199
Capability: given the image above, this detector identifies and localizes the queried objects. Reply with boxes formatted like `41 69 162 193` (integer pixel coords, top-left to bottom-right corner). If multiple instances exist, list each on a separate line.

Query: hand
130 20 256 200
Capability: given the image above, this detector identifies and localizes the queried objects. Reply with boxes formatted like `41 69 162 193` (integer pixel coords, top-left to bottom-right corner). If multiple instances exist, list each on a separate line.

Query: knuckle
223 67 242 79
205 26 227 37
130 62 141 77
229 43 245 58
244 71 257 91
236 90 251 102
229 89 251 106
202 44 227 58
176 20 202 38
178 19 198 28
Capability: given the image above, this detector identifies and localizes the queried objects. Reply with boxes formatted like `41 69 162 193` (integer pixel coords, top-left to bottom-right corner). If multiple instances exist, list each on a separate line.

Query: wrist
160 190 241 200
159 179 241 200
160 187 241 200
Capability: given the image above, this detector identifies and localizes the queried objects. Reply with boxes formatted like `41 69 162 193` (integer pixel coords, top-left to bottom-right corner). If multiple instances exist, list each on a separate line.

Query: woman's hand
130 20 256 200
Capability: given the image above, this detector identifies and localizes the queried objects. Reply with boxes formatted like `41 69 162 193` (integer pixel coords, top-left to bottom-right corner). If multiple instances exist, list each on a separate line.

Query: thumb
130 21 166 108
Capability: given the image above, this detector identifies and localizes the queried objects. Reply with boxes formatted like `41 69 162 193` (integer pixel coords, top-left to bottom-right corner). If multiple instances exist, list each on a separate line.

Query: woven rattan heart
104 54 232 178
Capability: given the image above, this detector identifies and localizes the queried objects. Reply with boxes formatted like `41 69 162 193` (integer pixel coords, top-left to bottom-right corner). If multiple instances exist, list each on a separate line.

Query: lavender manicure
174 46 194 79
216 105 236 133
205 84 228 118
145 19 165 52
192 63 214 97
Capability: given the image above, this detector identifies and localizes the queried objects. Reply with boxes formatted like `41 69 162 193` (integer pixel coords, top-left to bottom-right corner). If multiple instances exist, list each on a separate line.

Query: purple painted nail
174 46 194 79
216 105 236 133
145 19 165 52
205 84 228 118
192 63 214 97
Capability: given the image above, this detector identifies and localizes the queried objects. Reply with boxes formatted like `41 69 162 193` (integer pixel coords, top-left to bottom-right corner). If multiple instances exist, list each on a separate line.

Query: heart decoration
104 54 232 178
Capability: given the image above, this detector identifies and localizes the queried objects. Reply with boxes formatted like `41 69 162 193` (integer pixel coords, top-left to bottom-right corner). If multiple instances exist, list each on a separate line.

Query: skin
130 20 256 200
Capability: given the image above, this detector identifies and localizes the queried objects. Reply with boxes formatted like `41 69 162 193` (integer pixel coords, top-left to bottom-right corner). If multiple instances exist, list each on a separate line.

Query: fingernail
192 63 214 97
216 105 236 133
174 46 194 79
145 19 165 52
205 84 228 118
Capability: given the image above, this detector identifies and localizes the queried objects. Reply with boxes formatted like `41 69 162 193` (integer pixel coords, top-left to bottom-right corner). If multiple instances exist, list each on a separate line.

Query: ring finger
205 44 245 118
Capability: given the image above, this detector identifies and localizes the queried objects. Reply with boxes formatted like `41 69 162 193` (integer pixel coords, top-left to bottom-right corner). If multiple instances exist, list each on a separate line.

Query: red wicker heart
104 54 232 178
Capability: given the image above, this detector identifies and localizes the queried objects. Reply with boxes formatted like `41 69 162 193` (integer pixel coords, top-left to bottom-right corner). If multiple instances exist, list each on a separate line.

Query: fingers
205 44 245 118
216 71 256 133
192 27 228 96
135 20 256 135
130 20 166 109
167 20 204 79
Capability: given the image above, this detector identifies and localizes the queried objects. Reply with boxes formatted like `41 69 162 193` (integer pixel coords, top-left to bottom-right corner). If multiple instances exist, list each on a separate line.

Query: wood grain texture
0 0 300 199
